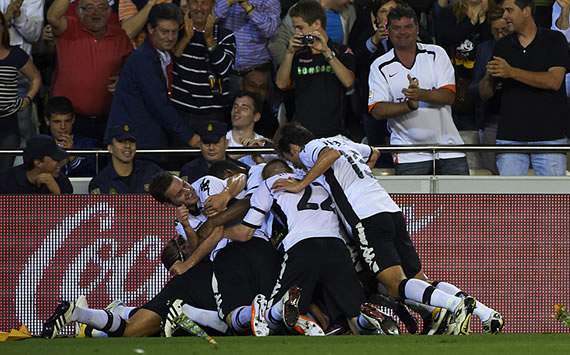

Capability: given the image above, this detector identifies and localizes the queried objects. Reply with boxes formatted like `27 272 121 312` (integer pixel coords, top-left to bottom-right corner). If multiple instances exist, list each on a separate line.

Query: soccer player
228 159 399 336
273 123 504 334
41 235 228 339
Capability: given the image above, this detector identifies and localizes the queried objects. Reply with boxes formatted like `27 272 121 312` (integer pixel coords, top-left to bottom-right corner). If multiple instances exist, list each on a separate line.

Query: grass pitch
3 334 570 355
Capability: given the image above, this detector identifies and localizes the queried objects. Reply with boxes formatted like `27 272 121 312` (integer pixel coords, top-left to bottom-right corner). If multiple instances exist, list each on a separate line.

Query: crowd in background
0 0 569 194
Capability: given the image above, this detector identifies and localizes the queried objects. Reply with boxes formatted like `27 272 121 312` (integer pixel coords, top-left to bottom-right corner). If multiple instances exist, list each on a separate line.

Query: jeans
395 157 470 175
496 138 568 176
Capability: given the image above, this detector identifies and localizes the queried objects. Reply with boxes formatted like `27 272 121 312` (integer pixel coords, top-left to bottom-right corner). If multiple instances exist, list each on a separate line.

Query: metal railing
1 145 569 175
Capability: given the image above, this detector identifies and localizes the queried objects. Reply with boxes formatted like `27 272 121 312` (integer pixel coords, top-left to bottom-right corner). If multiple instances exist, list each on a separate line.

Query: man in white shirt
368 4 468 175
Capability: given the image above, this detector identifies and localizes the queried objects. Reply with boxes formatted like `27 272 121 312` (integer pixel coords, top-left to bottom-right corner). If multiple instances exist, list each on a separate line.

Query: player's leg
42 300 127 339
358 212 476 334
264 240 320 332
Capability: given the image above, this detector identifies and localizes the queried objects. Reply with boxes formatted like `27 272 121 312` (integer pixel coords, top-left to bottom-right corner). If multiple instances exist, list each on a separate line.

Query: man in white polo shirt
368 4 468 175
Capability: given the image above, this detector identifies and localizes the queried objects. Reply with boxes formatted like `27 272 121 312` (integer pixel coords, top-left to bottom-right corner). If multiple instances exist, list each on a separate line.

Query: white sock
403 279 461 312
266 299 283 330
113 305 137 320
72 307 121 332
355 314 376 333
434 281 494 321
182 304 228 333
90 329 108 338
230 306 251 333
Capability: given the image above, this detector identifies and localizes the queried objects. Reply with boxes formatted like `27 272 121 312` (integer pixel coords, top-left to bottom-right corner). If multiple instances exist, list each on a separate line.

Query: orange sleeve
439 84 456 93
119 0 138 22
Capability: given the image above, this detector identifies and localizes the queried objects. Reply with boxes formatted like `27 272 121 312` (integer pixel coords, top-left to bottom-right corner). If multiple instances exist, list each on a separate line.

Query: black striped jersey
299 137 400 221
243 172 342 252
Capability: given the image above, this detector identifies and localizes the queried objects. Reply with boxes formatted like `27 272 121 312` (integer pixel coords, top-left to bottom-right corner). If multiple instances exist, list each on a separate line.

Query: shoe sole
251 295 269 336
455 297 476 335
164 300 183 337
283 288 301 328
427 308 448 335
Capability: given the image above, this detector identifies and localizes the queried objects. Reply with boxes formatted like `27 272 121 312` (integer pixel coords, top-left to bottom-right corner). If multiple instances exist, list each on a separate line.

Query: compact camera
301 34 315 46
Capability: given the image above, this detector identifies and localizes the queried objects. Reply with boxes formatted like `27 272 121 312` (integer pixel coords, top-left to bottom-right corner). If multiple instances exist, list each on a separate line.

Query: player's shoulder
192 175 224 193
416 43 447 58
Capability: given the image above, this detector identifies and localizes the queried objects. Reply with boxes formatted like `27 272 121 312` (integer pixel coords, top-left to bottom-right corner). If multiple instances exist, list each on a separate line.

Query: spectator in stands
275 0 355 138
89 124 163 193
0 10 42 172
480 0 568 176
0 134 73 194
179 120 247 182
118 0 164 46
350 0 401 168
45 96 98 177
106 3 200 156
551 0 570 139
47 0 133 144
1 0 44 150
226 91 272 166
241 67 280 138
434 0 493 169
269 0 356 67
552 0 570 95
470 6 511 174
172 0 236 128
215 0 280 92
368 4 469 175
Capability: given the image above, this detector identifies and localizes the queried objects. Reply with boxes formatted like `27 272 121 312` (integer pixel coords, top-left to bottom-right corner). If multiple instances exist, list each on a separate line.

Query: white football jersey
245 164 271 241
299 137 400 222
368 43 464 164
243 172 342 252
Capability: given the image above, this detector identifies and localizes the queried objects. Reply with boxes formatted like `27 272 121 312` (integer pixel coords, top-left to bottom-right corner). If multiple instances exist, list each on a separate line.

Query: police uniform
88 125 163 194
179 121 248 183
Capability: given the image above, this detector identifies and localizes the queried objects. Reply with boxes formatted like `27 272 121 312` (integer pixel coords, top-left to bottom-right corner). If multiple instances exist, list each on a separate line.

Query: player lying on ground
273 123 504 334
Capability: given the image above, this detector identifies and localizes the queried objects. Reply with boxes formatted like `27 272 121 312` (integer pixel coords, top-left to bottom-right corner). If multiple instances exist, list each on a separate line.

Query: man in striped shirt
172 0 236 127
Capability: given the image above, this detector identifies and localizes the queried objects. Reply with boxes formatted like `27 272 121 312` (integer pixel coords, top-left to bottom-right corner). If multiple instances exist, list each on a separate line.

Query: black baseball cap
107 124 136 143
23 135 69 164
199 121 227 144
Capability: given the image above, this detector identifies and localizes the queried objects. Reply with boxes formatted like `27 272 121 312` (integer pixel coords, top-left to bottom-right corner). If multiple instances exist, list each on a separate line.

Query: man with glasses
47 0 133 145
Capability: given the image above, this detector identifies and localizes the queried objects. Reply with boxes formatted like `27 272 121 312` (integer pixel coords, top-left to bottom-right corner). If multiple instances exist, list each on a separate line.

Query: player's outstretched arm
273 148 340 193
170 226 224 275
197 198 251 240
204 173 247 216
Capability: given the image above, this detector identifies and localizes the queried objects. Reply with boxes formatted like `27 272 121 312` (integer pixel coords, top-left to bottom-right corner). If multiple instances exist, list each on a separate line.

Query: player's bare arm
273 147 340 193
203 173 247 216
197 198 251 240
169 226 224 275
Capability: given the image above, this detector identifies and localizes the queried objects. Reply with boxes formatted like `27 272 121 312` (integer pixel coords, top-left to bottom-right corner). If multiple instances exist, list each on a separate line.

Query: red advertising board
0 194 569 335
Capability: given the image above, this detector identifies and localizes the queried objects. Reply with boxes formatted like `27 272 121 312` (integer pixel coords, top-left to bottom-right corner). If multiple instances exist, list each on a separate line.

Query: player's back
299 137 400 220
263 173 341 251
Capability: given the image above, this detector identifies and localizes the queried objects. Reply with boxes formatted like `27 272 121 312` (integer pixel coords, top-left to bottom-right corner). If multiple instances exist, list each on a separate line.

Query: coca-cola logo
16 202 169 332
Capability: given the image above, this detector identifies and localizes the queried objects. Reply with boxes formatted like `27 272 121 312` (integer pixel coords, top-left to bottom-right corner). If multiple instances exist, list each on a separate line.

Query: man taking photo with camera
275 0 355 138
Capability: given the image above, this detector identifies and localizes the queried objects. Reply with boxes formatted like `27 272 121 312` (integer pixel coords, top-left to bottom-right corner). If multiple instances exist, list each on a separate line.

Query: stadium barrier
1 194 568 335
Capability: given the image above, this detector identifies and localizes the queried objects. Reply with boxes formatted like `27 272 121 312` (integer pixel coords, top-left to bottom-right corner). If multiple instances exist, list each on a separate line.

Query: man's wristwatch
324 50 336 62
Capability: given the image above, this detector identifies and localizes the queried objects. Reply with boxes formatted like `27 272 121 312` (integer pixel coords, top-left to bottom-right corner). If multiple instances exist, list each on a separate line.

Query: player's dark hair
208 160 247 179
149 171 175 204
290 0 327 28
147 3 183 29
45 96 74 119
496 0 534 13
262 159 293 179
161 235 189 271
275 123 315 155
387 4 419 27
234 91 263 114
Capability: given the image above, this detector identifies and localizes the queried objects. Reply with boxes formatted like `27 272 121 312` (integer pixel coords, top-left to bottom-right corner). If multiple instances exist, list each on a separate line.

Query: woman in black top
0 11 42 171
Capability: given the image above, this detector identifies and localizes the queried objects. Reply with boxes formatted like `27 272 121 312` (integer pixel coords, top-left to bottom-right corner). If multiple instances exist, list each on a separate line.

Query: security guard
89 124 163 194
179 121 248 183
